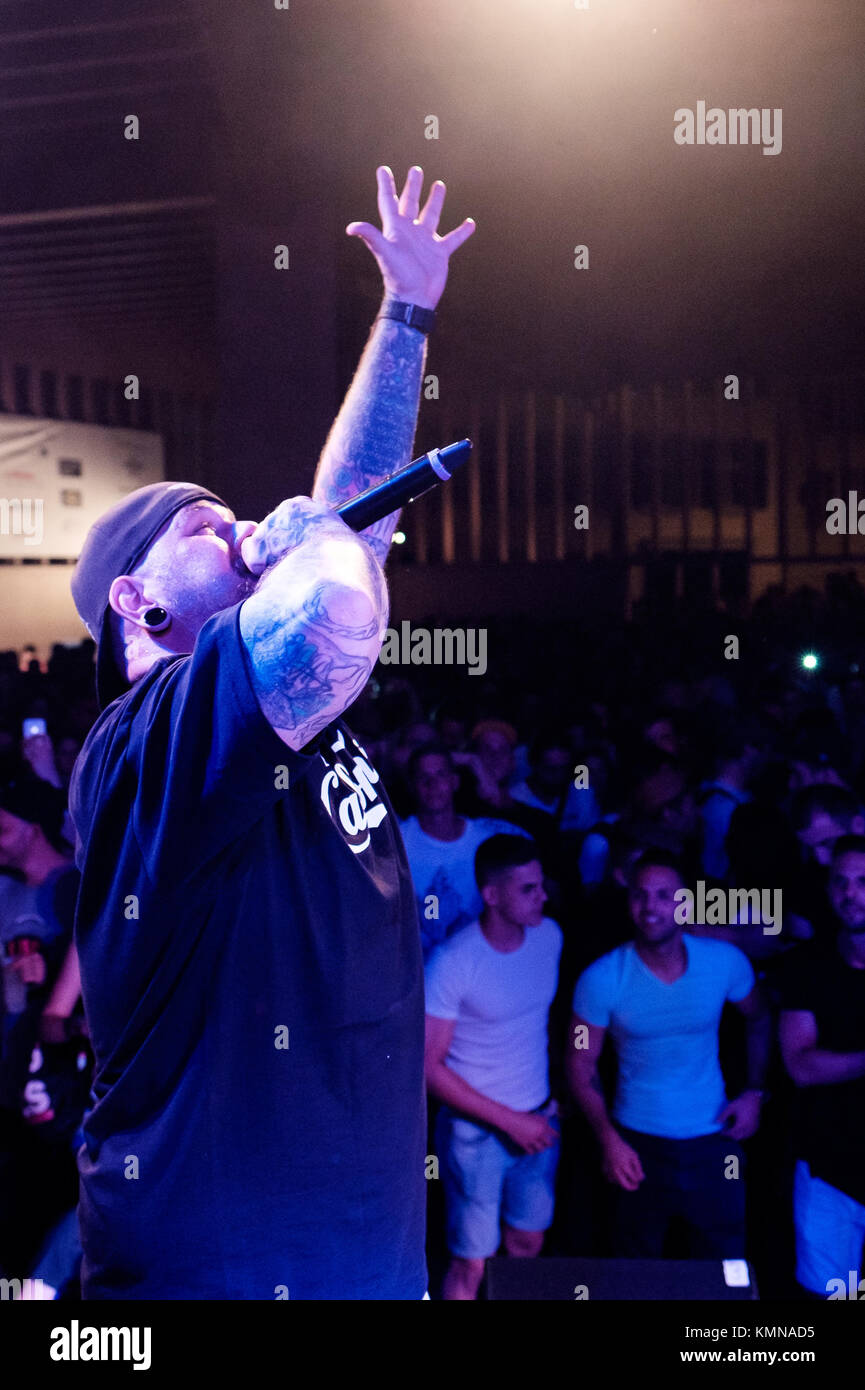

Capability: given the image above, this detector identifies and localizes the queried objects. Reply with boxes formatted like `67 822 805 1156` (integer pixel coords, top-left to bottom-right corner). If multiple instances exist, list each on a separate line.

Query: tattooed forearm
312 316 426 558
314 318 426 500
242 498 391 630
245 499 355 574
260 509 346 566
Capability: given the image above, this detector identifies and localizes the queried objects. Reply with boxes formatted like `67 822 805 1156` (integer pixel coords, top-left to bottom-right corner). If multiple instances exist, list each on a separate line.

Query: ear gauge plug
143 607 170 631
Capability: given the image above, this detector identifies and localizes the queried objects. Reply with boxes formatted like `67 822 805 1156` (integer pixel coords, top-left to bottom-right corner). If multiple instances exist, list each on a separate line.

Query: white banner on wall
0 415 164 559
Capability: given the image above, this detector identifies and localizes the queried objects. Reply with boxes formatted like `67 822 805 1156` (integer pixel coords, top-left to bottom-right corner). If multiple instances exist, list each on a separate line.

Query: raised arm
43 940 82 1019
312 165 475 566
39 940 83 1043
239 497 388 750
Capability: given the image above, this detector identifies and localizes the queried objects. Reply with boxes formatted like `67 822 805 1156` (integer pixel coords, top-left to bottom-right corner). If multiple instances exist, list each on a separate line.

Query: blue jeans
612 1127 746 1258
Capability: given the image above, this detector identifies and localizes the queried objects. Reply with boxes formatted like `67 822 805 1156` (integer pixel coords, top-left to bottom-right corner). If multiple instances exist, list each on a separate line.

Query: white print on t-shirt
319 728 388 855
22 1046 52 1121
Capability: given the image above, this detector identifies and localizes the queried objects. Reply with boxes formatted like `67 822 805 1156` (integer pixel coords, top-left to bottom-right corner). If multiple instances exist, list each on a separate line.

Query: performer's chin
217 566 258 608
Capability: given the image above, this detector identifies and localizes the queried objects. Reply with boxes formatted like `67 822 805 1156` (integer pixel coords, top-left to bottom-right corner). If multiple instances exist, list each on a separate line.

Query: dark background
0 0 863 646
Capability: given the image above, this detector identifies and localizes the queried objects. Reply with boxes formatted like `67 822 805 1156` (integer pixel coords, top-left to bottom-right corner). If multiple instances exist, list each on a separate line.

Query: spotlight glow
801 652 819 671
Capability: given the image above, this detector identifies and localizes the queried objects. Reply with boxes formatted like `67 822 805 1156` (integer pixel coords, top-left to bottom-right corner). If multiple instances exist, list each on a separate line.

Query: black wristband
378 299 436 335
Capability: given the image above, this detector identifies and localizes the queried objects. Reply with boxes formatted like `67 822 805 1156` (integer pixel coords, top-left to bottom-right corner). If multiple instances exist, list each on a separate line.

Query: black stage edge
486 1255 760 1300
9 1293 861 1376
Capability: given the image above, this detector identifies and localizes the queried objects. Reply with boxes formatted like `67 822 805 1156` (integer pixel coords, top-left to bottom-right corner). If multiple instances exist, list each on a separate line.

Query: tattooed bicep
240 573 381 751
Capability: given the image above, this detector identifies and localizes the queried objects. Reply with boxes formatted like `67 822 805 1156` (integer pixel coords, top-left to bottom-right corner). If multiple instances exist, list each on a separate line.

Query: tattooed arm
313 165 475 567
239 497 387 750
312 317 426 567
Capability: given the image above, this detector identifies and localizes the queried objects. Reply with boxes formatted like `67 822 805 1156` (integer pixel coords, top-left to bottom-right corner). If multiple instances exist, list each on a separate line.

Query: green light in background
801 652 819 671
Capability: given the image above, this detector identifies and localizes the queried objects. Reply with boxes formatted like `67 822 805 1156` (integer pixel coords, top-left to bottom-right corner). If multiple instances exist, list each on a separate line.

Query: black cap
0 775 67 842
70 481 228 710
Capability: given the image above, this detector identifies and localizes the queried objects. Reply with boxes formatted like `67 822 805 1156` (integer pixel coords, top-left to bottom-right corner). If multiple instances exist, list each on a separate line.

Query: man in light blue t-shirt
566 849 770 1258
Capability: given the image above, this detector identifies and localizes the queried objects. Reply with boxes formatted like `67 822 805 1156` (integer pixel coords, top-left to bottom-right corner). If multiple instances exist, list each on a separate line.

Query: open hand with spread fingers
346 165 475 311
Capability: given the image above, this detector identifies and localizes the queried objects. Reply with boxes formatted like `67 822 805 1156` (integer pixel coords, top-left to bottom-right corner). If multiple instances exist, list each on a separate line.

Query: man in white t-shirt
567 849 770 1258
400 745 528 958
424 834 563 1299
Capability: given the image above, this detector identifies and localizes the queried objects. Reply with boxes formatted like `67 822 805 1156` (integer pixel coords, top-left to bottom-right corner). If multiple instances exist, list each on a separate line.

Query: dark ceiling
0 1 216 352
0 0 863 398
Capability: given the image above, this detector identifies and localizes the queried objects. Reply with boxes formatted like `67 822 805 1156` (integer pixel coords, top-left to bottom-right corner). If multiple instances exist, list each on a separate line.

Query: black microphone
335 438 472 532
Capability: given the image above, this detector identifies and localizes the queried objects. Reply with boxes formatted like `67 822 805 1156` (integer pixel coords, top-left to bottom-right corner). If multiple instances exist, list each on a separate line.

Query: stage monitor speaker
486 1257 758 1300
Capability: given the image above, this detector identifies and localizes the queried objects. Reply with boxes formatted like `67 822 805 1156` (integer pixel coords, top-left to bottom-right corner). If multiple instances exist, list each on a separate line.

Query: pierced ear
107 575 147 624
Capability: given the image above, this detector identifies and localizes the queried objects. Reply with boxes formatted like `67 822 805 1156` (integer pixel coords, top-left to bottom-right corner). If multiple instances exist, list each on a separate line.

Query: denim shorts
435 1100 560 1260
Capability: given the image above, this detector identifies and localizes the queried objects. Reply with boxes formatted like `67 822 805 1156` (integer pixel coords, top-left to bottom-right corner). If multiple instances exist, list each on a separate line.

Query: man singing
67 166 474 1299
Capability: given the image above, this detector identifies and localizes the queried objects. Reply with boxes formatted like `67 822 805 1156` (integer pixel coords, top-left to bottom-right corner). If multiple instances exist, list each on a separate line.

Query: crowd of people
1 582 865 1300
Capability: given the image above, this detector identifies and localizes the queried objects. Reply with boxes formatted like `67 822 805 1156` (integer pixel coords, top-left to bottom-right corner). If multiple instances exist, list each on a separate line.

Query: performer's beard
152 560 258 634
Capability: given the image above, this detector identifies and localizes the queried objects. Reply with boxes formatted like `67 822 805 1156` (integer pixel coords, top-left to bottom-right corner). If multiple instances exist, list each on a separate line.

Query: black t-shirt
784 860 838 946
21 1030 93 1147
776 940 865 1205
69 604 426 1299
